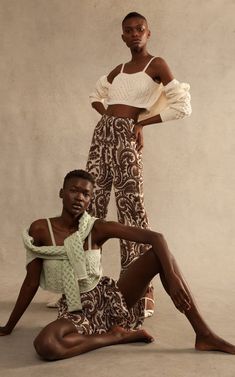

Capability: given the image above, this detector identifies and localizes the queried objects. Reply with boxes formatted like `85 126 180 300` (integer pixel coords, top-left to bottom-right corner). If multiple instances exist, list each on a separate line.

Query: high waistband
101 114 135 123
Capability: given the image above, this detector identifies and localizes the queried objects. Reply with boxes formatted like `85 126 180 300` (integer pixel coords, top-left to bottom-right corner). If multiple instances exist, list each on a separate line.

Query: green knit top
22 212 102 312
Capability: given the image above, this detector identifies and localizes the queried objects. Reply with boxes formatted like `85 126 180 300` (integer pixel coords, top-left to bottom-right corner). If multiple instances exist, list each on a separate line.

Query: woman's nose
75 192 83 201
132 29 138 37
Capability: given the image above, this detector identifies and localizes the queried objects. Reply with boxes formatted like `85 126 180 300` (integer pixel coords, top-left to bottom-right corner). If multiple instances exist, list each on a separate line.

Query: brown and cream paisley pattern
57 276 144 334
86 115 151 271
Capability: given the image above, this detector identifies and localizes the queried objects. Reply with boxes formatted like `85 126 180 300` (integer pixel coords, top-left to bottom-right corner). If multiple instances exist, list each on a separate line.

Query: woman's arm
94 220 189 308
0 221 45 335
91 102 107 116
134 57 191 131
89 64 122 115
0 258 42 335
94 220 175 278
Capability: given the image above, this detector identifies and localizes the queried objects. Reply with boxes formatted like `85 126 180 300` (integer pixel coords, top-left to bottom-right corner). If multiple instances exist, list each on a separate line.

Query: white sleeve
89 75 111 104
159 79 192 122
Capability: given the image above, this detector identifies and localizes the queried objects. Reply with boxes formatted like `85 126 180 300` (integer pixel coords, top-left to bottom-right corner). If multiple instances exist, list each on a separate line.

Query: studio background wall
1 0 235 296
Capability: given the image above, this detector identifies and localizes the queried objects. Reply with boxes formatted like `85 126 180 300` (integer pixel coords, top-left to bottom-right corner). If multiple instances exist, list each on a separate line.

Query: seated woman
0 169 234 360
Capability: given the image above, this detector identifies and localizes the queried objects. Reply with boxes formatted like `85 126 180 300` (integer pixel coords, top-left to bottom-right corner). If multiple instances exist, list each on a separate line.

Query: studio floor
1 274 235 377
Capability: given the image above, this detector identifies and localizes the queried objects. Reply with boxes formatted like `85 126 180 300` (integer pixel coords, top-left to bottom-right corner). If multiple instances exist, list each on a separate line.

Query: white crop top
89 57 192 123
107 57 160 109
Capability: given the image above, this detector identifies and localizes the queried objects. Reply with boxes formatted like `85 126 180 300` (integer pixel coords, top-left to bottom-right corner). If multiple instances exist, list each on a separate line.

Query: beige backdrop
0 1 235 375
1 0 235 285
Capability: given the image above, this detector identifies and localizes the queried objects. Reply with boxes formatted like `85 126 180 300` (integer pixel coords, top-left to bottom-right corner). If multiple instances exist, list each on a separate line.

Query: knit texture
90 75 192 123
23 212 101 312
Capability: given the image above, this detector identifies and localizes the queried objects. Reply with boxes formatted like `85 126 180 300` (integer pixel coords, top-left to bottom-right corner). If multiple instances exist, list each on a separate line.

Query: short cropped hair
63 169 95 187
122 12 146 25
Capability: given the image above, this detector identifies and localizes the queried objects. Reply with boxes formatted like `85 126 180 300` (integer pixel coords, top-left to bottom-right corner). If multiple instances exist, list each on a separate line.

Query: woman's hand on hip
133 123 144 152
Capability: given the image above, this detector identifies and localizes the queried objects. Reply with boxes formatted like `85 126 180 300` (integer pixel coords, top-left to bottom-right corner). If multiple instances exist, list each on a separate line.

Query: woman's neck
59 211 83 230
130 47 149 61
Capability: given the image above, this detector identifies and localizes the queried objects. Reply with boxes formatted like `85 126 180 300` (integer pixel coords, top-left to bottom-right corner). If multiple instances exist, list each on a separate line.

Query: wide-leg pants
86 114 150 271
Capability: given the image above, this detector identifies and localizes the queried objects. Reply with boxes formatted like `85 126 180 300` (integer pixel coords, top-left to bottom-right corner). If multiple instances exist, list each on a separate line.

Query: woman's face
60 177 93 218
122 17 150 51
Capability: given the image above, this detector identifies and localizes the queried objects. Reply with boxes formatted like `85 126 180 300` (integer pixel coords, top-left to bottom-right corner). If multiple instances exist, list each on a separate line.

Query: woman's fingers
136 130 144 152
133 124 144 152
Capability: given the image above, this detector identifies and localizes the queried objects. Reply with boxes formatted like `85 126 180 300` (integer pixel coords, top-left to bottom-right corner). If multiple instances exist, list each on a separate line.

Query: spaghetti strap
46 218 56 246
143 57 156 72
120 63 125 73
88 231 92 250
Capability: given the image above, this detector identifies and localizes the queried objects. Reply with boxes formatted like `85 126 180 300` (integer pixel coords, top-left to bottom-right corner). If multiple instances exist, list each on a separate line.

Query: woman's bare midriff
106 104 144 122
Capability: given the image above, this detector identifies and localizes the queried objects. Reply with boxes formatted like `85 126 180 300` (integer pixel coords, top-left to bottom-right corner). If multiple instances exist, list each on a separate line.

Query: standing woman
86 12 191 317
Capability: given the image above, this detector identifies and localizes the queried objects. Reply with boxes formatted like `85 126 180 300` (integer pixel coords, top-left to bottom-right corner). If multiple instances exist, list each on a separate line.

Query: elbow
152 231 170 253
162 85 192 122
176 109 191 120
89 97 96 106
91 100 102 108
24 277 40 292
152 231 165 245
176 99 192 120
181 104 192 119
160 105 192 122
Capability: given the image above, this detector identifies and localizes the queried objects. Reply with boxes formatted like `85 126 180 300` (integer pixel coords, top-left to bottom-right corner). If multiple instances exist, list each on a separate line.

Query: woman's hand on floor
0 325 12 336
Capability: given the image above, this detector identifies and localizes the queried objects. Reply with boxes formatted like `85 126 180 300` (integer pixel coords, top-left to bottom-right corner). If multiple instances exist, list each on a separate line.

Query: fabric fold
22 212 99 312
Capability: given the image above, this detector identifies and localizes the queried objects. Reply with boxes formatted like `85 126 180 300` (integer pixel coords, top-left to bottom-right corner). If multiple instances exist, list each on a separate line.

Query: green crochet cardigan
23 212 102 312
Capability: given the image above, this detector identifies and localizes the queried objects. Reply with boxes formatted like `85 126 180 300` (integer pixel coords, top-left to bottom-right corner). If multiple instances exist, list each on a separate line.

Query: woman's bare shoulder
107 64 123 83
150 57 174 84
28 219 48 245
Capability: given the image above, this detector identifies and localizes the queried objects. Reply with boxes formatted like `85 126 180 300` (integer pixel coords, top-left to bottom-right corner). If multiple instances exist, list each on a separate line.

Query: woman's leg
117 247 235 354
86 116 113 218
34 319 153 361
110 117 154 315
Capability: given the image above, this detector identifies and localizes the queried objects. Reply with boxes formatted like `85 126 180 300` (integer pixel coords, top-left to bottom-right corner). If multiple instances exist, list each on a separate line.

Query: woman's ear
59 188 63 198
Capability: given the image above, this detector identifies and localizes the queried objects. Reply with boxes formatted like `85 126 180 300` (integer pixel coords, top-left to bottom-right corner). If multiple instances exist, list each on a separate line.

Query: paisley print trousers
58 276 144 334
86 114 150 271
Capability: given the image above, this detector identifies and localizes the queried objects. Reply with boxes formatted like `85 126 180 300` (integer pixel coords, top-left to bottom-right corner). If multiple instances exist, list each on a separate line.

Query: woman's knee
34 330 62 361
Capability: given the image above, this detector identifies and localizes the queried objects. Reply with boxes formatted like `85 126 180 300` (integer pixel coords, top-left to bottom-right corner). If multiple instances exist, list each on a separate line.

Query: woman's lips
72 204 83 210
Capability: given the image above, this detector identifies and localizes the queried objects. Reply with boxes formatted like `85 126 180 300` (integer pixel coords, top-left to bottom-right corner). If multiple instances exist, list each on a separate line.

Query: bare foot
110 326 154 344
195 332 235 354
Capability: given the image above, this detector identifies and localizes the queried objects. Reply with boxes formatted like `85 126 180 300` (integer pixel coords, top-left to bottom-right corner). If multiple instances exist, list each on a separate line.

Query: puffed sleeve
159 79 192 122
89 75 111 104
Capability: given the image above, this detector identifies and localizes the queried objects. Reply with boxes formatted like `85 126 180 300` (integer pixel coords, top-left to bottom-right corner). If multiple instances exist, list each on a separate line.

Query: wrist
137 120 146 127
1 324 13 334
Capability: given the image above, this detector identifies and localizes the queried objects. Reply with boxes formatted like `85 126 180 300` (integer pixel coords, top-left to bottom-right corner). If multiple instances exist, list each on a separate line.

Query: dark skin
1 176 235 360
91 16 174 152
